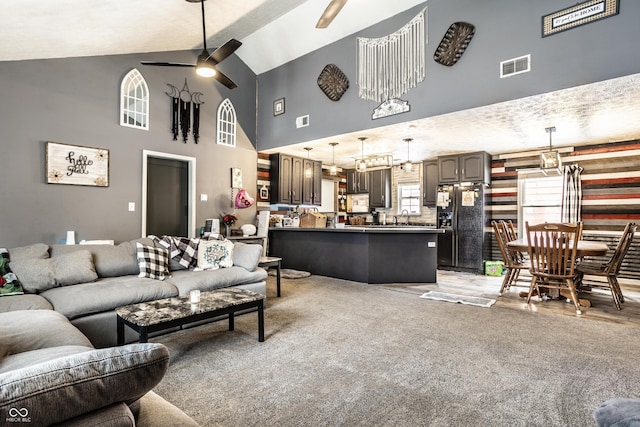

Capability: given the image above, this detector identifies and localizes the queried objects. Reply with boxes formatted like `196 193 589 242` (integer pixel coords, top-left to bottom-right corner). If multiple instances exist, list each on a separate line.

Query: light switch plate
200 194 208 202
128 202 135 212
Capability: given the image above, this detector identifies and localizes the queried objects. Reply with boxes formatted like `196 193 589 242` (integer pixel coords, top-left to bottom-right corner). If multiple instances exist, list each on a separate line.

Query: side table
259 256 282 297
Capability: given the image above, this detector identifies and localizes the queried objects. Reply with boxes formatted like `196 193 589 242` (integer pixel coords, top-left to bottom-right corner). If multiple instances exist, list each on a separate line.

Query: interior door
147 157 188 237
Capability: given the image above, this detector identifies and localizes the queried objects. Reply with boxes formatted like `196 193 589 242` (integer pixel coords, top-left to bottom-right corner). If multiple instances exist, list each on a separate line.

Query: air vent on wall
296 115 310 128
500 54 530 78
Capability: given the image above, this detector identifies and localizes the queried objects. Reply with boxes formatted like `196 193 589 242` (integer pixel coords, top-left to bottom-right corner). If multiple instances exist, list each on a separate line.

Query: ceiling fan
141 0 242 89
316 0 348 29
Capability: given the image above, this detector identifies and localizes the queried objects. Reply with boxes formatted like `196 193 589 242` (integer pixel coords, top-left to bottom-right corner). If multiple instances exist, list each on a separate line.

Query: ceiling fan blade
208 39 242 64
141 61 195 68
316 0 347 28
213 69 238 90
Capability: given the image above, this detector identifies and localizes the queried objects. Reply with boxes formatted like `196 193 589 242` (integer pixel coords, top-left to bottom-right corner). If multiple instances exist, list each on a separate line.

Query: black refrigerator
436 184 488 271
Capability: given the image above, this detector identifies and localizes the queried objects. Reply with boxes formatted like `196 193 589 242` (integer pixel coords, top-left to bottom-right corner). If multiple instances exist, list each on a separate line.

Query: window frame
120 68 149 130
216 98 237 147
517 170 563 235
397 183 421 215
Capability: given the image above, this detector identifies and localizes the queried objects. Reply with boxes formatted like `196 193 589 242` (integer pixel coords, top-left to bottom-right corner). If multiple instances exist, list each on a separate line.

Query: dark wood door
147 157 188 237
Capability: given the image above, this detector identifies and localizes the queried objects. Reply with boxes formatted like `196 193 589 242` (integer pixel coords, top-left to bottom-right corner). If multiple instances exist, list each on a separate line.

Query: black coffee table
116 288 264 345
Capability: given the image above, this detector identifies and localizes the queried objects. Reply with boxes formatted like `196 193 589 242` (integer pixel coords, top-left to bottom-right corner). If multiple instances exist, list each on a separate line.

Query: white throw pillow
197 240 234 270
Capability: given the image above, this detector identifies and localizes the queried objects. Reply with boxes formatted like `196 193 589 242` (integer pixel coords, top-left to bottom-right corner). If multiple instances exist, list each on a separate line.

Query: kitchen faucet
400 209 410 225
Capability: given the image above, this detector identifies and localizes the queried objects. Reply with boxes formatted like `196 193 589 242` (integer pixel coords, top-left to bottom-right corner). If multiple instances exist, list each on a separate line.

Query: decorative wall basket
317 64 350 101
433 22 476 67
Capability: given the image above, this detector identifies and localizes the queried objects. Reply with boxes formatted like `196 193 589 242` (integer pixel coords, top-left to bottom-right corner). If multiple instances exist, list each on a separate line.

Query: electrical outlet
128 202 135 212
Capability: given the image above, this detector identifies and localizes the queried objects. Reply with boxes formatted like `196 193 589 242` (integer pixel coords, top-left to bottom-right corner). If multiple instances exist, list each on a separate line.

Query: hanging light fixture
540 126 562 175
329 142 339 176
356 137 367 172
403 138 413 172
304 147 313 178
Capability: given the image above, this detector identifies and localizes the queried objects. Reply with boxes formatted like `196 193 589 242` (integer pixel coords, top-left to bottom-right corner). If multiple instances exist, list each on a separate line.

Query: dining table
506 238 609 307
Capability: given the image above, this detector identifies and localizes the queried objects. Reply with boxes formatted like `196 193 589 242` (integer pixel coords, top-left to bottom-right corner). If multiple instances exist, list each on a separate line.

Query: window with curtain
120 69 149 130
216 99 236 147
518 172 563 233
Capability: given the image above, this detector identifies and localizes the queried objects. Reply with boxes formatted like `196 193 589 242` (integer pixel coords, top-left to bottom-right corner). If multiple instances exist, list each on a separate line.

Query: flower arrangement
221 214 237 227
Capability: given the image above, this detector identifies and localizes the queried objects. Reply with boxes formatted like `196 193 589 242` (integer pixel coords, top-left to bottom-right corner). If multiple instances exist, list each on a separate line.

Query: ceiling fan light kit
141 0 241 89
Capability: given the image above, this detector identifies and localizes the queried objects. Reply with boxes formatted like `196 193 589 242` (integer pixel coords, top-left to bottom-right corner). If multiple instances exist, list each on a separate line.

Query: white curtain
561 164 583 224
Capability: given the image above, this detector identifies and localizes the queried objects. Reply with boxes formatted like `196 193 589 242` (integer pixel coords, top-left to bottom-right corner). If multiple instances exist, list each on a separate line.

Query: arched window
217 99 236 147
120 69 149 130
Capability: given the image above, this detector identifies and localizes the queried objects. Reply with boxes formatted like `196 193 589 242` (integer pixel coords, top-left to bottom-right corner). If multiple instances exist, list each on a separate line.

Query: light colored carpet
420 291 496 308
153 275 640 426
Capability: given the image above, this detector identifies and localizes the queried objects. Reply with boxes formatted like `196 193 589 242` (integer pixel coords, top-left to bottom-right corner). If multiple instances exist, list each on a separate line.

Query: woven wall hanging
317 64 350 101
433 22 475 67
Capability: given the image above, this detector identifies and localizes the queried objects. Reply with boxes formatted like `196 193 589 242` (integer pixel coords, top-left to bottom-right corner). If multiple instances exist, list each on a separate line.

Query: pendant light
540 126 561 175
403 138 413 173
304 147 313 178
329 142 339 176
357 137 367 172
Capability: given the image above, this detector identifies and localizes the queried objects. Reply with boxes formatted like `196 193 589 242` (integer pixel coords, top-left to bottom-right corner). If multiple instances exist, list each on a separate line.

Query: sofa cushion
40 276 178 320
167 266 268 296
8 243 50 261
55 402 135 427
0 345 93 374
10 250 98 293
232 242 262 271
0 248 24 296
0 343 169 426
198 239 234 270
0 310 93 354
136 243 170 280
0 294 53 312
50 239 153 278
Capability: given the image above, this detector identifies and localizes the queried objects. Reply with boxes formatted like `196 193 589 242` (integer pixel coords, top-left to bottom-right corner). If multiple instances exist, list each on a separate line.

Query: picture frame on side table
46 141 109 187
273 98 285 116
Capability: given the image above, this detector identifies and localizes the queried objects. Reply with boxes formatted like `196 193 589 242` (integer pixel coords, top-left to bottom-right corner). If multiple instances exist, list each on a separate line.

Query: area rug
420 291 496 308
268 268 311 279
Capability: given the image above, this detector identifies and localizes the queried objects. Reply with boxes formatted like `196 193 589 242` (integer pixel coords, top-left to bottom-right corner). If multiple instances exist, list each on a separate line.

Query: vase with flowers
221 213 237 237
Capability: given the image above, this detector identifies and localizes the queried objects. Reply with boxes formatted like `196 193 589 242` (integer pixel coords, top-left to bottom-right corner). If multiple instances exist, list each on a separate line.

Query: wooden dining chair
492 221 530 294
576 222 637 310
525 221 584 315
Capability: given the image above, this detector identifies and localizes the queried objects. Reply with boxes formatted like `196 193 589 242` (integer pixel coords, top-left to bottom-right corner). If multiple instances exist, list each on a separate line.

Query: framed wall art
46 141 109 187
542 0 619 37
273 98 285 116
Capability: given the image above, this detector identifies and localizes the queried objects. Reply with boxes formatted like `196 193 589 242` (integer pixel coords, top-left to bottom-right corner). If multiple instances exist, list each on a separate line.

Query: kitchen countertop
270 226 443 233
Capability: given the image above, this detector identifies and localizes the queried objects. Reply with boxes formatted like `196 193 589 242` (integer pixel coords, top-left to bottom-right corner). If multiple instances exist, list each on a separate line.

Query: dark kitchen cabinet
438 152 490 185
369 169 391 208
302 159 322 205
270 153 303 205
422 160 438 206
346 169 369 194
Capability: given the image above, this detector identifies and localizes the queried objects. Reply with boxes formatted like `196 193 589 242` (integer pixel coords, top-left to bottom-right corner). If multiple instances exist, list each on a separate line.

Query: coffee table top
115 288 263 327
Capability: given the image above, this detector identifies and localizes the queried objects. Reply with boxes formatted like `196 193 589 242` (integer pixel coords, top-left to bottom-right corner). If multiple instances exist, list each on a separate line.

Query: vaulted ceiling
2 0 639 167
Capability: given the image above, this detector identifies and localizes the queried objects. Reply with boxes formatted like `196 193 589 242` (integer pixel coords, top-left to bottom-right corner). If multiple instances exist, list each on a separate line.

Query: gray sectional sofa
0 237 268 426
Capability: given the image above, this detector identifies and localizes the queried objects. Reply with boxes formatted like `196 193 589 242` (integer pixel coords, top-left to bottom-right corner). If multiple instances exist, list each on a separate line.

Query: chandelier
540 126 562 175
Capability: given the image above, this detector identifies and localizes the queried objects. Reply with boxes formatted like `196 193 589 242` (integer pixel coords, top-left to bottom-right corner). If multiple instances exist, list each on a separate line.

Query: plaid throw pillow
151 235 200 270
136 243 170 280
0 248 24 296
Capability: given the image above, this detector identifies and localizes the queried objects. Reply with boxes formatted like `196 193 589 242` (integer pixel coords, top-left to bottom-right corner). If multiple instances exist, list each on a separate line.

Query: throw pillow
0 248 24 297
151 235 200 271
136 242 169 280
7 258 56 293
52 250 98 286
0 343 169 426
197 239 234 270
232 242 262 271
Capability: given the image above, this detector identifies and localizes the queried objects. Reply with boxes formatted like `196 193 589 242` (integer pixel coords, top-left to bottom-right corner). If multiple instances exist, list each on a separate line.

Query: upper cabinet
369 169 391 208
346 169 370 194
302 159 322 206
270 153 303 205
438 152 490 185
422 160 438 206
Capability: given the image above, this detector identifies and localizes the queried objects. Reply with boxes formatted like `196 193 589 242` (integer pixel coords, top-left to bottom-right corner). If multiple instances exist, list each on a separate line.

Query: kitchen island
268 226 444 284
